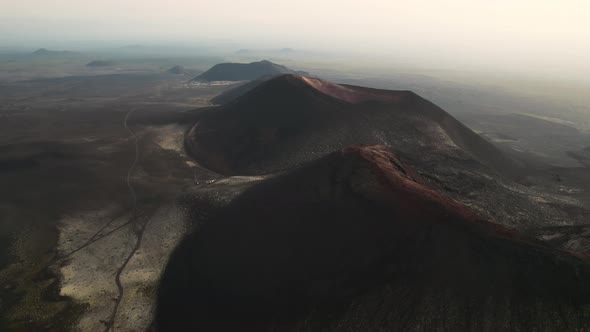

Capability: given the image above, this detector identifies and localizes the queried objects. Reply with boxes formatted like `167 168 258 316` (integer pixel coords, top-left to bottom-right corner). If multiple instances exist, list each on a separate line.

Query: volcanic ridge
186 74 520 176
157 145 590 331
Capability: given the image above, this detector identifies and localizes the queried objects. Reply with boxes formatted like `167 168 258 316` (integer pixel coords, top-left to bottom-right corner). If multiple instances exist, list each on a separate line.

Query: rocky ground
0 70 588 331
0 73 234 330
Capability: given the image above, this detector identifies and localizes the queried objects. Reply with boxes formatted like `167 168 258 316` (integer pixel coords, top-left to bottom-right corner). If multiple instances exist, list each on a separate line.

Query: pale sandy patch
55 203 188 331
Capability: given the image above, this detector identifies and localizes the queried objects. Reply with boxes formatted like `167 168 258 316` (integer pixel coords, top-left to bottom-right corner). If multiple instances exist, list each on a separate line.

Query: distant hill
157 144 590 331
31 48 76 56
192 60 310 82
166 65 186 74
166 65 202 76
86 60 116 67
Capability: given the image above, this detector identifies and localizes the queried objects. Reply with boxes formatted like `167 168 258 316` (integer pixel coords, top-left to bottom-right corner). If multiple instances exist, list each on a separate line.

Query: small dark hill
187 74 520 176
166 65 186 74
192 60 310 82
157 145 590 331
165 65 201 76
86 60 115 67
32 48 52 55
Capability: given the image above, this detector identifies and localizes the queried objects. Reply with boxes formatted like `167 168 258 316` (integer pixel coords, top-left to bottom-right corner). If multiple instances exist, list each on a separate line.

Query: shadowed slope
187 74 520 176
157 145 590 331
210 75 275 105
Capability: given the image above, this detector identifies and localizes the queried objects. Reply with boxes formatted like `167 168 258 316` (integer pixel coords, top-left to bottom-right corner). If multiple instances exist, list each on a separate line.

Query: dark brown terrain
187 74 519 176
157 145 590 331
0 71 227 330
0 56 589 331
186 74 589 229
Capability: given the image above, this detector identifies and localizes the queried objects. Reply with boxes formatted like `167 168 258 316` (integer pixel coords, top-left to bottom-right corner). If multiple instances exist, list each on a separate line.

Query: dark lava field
0 56 589 331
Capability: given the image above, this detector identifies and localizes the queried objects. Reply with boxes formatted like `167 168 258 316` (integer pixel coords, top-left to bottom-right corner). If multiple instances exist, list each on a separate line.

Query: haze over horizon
1 0 589 78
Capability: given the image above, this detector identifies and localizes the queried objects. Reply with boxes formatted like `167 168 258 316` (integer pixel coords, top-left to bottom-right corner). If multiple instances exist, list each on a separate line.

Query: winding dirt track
104 109 149 332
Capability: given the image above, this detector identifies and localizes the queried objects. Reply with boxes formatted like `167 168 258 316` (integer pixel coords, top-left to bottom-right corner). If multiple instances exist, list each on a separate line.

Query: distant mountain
192 60 310 82
31 48 76 56
86 60 115 67
32 48 52 55
166 65 186 74
165 65 202 76
157 144 590 331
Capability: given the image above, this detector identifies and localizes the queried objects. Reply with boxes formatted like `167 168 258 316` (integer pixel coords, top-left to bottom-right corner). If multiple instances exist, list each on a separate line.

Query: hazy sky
2 0 589 76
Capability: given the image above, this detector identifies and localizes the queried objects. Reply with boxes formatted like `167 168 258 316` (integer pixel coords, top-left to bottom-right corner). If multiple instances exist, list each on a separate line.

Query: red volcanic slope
187 74 521 176
157 145 589 331
300 76 405 104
